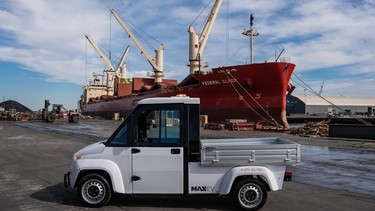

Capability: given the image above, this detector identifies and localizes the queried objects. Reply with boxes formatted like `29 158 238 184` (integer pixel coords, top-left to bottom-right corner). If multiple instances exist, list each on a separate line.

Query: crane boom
319 80 325 95
188 0 222 74
110 8 164 83
198 0 222 57
85 34 115 71
115 45 130 78
85 34 115 95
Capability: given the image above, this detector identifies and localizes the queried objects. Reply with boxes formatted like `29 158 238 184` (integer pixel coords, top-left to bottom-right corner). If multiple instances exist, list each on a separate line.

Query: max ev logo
191 186 214 192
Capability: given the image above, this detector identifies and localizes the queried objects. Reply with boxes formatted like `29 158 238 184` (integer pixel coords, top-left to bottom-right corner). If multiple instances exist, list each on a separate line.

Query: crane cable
291 73 371 126
120 15 162 52
225 72 282 127
190 0 214 28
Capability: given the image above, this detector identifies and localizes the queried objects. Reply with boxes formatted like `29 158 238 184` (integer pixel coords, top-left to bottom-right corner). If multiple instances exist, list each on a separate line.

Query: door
132 107 184 194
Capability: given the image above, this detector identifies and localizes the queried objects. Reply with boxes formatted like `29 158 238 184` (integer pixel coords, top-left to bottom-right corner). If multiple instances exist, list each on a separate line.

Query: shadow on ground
30 183 236 210
29 183 83 207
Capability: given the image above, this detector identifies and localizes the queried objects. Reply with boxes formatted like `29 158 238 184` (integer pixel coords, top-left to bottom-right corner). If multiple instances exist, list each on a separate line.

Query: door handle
171 148 180 154
132 148 141 154
131 175 141 181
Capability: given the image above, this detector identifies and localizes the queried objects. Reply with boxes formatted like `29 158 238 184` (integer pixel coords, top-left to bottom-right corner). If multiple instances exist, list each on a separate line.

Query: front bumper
64 171 71 188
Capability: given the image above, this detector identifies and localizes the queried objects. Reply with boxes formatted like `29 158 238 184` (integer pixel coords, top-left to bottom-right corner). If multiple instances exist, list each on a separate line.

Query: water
291 145 375 196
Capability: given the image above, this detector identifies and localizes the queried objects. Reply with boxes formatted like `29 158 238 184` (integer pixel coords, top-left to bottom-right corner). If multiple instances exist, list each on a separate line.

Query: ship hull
81 62 295 128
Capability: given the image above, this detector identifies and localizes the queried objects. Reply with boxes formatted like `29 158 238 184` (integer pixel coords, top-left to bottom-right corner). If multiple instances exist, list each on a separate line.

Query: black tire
69 114 79 123
46 114 55 123
77 174 112 207
233 178 267 211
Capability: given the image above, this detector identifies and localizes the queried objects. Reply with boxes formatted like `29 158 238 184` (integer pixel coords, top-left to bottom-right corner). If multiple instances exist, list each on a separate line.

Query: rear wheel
77 174 112 207
233 178 267 210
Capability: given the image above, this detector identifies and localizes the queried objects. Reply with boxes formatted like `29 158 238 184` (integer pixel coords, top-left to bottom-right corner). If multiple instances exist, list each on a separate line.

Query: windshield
105 114 131 147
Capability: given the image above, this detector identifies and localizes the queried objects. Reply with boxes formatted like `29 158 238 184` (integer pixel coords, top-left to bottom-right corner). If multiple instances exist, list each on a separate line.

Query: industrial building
286 95 375 116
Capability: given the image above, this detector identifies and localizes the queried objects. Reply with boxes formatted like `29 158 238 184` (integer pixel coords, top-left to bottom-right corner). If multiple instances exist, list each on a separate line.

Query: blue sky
1 0 374 111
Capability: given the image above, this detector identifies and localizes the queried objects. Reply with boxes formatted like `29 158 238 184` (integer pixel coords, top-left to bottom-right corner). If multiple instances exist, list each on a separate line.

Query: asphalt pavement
0 121 374 210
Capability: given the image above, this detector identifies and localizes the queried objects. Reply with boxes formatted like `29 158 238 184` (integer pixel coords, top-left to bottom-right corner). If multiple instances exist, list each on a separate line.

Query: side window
146 110 160 142
161 110 180 144
107 122 128 146
137 108 181 145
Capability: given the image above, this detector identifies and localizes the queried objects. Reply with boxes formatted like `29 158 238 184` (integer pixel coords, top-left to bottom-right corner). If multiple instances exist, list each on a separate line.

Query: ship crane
110 8 164 83
85 34 115 95
188 0 222 74
115 45 131 80
85 34 131 94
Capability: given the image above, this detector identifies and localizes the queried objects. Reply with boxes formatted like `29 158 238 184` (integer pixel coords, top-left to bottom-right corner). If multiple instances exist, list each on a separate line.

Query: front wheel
233 178 267 211
46 114 55 123
69 114 79 123
77 174 112 207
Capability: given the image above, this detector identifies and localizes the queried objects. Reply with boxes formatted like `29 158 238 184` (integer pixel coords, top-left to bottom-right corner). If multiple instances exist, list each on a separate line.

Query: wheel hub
238 184 262 208
88 186 100 197
82 180 105 204
245 189 258 201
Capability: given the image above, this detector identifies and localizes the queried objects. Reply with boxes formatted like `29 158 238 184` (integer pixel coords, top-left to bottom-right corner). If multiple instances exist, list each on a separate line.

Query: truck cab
65 97 300 210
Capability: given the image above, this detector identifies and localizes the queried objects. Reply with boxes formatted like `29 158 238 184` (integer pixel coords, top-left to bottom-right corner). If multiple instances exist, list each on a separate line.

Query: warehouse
286 95 375 116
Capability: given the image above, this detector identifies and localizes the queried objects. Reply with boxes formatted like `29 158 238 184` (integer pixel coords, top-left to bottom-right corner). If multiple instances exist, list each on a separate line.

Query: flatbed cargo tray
200 137 300 166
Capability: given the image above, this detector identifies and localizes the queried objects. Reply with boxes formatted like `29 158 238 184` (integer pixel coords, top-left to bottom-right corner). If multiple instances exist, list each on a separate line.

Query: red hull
81 62 295 128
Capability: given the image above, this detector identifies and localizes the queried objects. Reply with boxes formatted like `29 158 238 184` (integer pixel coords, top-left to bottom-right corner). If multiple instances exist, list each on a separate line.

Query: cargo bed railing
200 137 300 166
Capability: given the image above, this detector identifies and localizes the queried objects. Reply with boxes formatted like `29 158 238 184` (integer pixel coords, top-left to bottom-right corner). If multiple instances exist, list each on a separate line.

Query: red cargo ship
80 1 295 128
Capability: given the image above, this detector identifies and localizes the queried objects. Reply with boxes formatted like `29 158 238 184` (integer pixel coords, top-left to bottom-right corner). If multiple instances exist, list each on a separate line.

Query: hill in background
0 100 33 112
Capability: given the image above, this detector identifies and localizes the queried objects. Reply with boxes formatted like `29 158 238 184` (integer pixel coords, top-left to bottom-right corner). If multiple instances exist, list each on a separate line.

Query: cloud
263 0 375 73
293 75 375 98
0 0 374 98
0 0 111 84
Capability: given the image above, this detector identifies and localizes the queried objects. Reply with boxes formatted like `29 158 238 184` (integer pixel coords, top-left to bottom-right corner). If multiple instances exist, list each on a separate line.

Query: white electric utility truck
64 97 300 210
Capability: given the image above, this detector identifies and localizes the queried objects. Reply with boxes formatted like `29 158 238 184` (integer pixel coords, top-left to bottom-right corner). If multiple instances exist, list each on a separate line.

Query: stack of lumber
290 120 330 137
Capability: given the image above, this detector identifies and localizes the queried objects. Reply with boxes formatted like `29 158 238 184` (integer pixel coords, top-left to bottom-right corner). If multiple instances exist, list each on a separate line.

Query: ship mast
242 14 259 64
188 0 222 74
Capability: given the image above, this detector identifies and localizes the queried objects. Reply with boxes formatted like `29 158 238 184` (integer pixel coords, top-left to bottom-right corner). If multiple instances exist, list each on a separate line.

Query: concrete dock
0 120 374 210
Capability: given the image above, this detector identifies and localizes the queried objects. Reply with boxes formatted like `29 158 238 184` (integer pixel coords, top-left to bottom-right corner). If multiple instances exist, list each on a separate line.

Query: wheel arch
230 175 271 194
75 169 112 188
219 166 285 195
74 159 125 193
